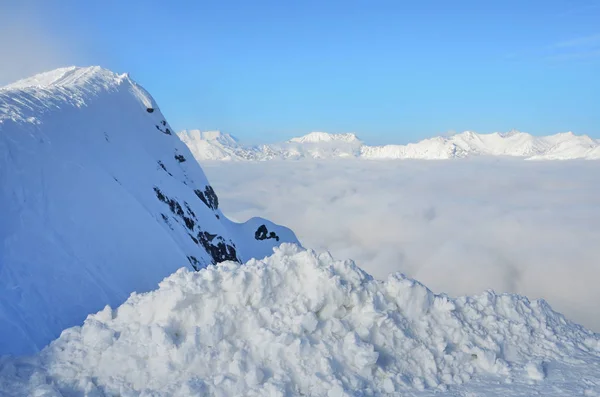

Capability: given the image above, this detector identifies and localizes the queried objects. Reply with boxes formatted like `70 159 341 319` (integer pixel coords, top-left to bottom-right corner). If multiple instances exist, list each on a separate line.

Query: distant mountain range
177 130 600 161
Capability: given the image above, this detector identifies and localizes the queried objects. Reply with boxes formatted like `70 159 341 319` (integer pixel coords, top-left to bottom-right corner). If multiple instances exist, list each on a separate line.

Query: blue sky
1 0 599 144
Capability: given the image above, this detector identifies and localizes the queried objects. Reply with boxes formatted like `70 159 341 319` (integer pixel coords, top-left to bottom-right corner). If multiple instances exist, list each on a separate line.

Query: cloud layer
202 159 600 331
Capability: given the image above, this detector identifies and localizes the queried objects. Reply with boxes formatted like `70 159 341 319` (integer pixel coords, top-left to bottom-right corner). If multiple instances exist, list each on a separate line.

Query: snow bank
2 245 598 396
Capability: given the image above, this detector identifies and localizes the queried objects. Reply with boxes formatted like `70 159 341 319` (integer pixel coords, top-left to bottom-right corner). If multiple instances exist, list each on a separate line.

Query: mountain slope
178 129 600 161
0 67 299 355
1 246 599 396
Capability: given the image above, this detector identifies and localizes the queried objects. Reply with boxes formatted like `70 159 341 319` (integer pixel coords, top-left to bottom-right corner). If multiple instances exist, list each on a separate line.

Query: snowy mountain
2 245 599 396
178 129 600 161
177 129 255 161
0 66 299 355
178 130 364 160
289 131 361 144
2 66 600 396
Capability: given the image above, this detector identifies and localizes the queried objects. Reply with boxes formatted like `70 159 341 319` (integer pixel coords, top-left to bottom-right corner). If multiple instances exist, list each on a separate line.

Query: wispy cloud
547 33 600 62
547 49 600 62
555 33 600 48
554 3 600 19
202 159 600 332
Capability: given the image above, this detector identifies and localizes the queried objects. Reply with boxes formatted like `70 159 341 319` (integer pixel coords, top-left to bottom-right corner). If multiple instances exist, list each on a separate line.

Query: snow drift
178 129 600 161
1 245 599 396
0 66 299 355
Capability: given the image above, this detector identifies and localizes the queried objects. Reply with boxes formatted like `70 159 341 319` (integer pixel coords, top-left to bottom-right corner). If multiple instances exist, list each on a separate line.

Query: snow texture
178 129 600 161
1 245 599 396
0 66 299 355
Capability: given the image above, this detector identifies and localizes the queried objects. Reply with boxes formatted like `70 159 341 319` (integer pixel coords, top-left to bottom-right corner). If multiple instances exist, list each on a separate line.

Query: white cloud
201 158 600 331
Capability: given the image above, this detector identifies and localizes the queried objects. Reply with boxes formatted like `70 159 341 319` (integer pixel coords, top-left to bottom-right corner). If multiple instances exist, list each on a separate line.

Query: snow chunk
1 245 598 396
525 361 546 381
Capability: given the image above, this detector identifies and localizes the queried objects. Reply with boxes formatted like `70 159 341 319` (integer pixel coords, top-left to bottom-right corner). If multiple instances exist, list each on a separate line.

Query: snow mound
0 66 299 355
2 245 598 396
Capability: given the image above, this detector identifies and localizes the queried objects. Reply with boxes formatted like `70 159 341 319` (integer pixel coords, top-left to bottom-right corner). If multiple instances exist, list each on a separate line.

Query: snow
1 245 599 396
2 66 600 396
176 130 365 161
289 131 361 144
177 129 600 161
177 129 253 161
0 66 299 355
525 361 546 381
2 66 123 90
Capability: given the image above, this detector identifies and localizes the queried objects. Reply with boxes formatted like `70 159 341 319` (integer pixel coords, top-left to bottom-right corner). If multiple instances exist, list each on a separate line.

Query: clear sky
1 0 599 144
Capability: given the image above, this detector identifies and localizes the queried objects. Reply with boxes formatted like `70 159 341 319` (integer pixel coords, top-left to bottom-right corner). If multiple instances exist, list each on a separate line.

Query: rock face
0 66 299 355
178 129 600 161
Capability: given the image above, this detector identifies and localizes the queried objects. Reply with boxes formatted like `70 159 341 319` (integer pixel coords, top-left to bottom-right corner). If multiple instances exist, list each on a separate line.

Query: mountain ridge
0 66 299 355
2 66 600 396
178 129 600 161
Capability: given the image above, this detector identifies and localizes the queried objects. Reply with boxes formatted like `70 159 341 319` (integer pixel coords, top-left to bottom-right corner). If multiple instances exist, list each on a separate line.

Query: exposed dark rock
184 202 196 219
174 154 186 163
146 108 154 113
157 161 173 176
194 185 219 210
155 124 172 135
154 186 239 266
160 213 174 230
197 231 238 264
187 256 200 271
255 224 280 242
203 231 217 242
189 234 199 244
153 187 195 231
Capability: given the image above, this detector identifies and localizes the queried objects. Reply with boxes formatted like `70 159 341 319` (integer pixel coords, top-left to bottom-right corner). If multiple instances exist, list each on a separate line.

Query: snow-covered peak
547 130 595 144
498 128 524 138
181 128 600 161
289 131 361 144
179 129 238 144
2 66 126 90
176 130 253 161
0 67 299 355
